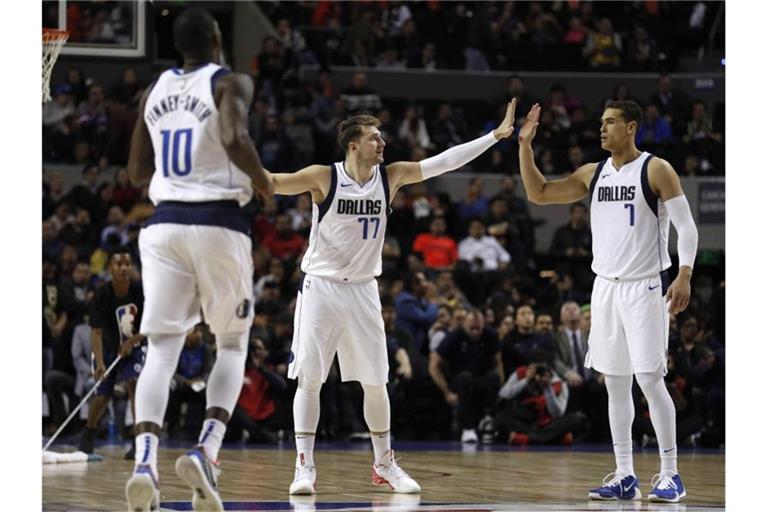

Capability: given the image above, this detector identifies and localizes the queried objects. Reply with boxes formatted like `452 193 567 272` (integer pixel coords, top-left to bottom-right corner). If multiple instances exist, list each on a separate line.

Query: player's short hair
173 7 217 57
337 115 381 153
604 100 642 126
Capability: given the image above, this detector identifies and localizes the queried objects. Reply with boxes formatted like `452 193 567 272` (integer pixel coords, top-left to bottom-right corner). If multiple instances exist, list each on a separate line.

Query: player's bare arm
386 99 518 197
518 103 596 205
266 164 333 204
215 73 273 200
127 88 155 186
648 157 699 314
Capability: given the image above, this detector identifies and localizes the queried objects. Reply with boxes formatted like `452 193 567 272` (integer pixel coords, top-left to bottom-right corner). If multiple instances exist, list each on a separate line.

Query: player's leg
623 276 685 502
124 377 137 460
290 376 323 494
127 224 201 511
287 276 343 495
128 333 186 510
585 278 640 501
339 280 420 493
175 226 253 511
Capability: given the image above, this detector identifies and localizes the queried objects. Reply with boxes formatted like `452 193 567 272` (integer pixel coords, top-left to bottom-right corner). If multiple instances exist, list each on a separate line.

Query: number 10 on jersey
358 217 380 239
160 128 193 177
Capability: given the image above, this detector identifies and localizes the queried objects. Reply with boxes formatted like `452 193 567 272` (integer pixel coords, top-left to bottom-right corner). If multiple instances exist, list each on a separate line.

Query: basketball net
42 29 69 103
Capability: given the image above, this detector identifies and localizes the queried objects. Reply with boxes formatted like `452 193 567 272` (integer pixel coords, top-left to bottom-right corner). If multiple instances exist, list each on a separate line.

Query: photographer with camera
494 350 587 446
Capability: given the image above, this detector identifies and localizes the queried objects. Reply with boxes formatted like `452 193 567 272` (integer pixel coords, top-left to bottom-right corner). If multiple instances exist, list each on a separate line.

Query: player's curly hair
337 115 381 153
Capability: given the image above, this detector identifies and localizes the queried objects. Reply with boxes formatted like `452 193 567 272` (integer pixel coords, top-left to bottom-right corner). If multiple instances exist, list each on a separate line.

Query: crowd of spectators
42 2 725 449
259 1 723 73
42 161 725 450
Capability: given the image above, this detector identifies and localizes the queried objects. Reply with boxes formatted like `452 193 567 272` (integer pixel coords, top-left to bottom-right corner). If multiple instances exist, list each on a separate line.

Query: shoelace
295 465 315 479
381 457 411 481
651 473 677 491
600 472 622 487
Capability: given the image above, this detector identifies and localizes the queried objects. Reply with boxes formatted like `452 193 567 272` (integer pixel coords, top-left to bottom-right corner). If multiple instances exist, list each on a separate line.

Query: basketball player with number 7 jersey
517 100 698 503
263 100 519 495
123 8 272 512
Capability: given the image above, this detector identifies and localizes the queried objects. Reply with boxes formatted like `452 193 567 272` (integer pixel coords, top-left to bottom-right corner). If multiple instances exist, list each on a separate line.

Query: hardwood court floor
42 442 725 511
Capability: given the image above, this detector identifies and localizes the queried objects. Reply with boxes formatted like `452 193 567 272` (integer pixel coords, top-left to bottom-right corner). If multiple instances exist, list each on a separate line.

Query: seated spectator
428 305 453 352
395 271 439 354
534 313 554 337
430 103 464 152
43 84 76 132
627 26 658 71
166 324 213 440
583 18 622 69
428 309 503 443
549 202 592 290
257 115 294 172
495 352 587 445
111 167 139 213
224 337 288 444
556 301 606 439
262 214 306 261
434 271 470 310
411 216 458 272
340 71 382 115
683 100 722 170
501 305 556 372
649 73 690 136
636 103 673 150
398 105 432 151
458 178 490 222
458 218 511 273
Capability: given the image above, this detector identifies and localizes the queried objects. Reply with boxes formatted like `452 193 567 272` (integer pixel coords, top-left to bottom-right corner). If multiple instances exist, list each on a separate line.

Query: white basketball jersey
589 152 671 280
301 162 390 282
144 63 252 206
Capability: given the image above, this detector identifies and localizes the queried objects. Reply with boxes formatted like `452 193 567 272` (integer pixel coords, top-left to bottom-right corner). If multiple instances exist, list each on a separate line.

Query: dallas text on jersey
596 185 636 202
145 94 213 127
336 198 382 216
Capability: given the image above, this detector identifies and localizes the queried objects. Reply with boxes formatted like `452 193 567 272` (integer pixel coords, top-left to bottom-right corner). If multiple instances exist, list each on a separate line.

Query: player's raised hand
665 275 691 315
493 98 517 140
518 103 541 145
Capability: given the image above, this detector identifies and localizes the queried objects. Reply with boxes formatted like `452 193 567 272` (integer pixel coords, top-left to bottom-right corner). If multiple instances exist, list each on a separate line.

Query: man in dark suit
552 301 605 440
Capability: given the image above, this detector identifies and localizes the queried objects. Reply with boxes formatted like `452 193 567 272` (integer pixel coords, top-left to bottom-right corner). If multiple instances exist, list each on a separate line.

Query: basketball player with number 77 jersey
517 100 698 503
262 99 519 495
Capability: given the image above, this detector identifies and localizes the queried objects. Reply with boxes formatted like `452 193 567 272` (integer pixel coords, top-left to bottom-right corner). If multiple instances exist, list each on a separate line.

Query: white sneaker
174 447 223 511
125 464 160 511
461 429 478 443
372 450 421 493
289 464 317 495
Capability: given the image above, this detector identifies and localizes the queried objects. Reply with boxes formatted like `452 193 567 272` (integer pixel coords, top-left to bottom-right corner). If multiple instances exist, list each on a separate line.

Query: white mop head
42 450 105 464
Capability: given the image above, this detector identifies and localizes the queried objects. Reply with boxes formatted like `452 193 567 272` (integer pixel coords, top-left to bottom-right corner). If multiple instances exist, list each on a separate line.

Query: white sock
293 378 322 469
295 434 316 468
636 371 678 476
198 419 226 461
371 432 392 465
604 374 636 477
134 432 159 478
361 383 391 464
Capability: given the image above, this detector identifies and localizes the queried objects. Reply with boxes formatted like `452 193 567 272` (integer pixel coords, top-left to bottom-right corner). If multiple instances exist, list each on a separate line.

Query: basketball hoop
42 29 69 103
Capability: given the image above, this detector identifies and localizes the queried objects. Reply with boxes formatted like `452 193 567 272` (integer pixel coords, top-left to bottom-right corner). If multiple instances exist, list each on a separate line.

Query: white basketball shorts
288 275 389 385
584 273 670 376
139 223 254 336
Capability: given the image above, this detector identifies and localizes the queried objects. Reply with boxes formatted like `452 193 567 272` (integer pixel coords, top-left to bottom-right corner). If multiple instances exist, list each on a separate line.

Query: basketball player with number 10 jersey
261 100 520 495
123 8 272 512
517 100 698 503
